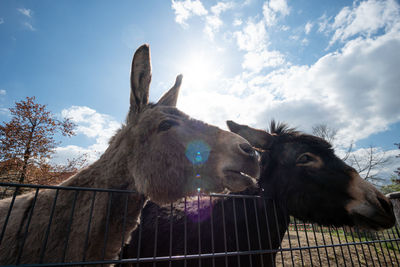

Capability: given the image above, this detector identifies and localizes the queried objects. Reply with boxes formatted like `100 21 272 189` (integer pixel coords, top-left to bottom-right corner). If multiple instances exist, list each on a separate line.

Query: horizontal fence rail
0 183 399 266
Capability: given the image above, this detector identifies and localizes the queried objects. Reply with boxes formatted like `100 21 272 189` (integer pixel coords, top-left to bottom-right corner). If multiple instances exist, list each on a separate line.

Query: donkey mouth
222 170 257 192
351 212 395 230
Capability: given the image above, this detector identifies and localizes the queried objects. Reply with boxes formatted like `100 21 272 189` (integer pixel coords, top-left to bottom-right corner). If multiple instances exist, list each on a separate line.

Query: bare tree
347 145 389 184
312 124 338 144
311 123 389 185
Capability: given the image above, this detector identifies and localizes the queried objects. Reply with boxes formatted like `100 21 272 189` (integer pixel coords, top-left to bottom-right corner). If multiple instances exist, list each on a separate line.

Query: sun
177 50 222 91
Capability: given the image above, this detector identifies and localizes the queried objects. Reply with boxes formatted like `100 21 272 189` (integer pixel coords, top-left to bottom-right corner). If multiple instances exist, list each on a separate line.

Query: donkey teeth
240 172 254 179
240 172 258 184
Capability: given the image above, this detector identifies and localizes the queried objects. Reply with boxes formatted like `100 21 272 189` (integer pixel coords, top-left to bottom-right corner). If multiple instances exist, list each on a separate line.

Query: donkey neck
62 126 135 191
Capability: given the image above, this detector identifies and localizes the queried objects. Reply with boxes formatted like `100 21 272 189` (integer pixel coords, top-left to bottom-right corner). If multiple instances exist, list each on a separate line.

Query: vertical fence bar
62 190 79 263
197 195 202 267
136 198 144 267
152 203 159 267
342 227 359 267
262 198 276 267
318 226 331 267
302 221 314 267
82 191 97 263
221 197 228 267
293 218 305 266
380 230 396 266
333 226 347 267
39 188 60 263
327 226 340 266
373 231 390 267
391 226 400 251
357 228 381 267
210 196 216 267
310 223 323 266
183 197 187 267
0 187 18 247
16 188 40 265
169 202 174 267
387 228 400 265
118 194 130 261
253 198 264 267
350 227 371 267
242 198 253 267
279 201 293 267
232 197 241 267
370 230 385 267
101 192 113 261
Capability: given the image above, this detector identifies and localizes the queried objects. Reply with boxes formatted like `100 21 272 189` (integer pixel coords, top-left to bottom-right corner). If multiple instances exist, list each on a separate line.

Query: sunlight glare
178 51 222 91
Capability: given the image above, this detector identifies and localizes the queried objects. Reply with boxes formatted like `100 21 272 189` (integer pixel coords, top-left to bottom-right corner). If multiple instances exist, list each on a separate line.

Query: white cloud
204 2 235 39
52 145 100 166
328 0 400 46
16 8 36 31
301 38 309 46
171 0 208 27
233 18 243 26
0 89 6 95
0 18 4 24
263 0 290 26
181 21 400 161
23 22 36 31
280 25 290 31
234 20 267 52
305 21 313 34
0 108 9 116
211 1 234 15
242 49 285 72
260 34 400 147
317 13 330 33
54 106 121 164
233 19 286 72
17 8 32 18
166 0 400 180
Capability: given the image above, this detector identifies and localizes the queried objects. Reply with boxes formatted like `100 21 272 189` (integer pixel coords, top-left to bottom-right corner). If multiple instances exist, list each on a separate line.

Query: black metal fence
0 182 399 266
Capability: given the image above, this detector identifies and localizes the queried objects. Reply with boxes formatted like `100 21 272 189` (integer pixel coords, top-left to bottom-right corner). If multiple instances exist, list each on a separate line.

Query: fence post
387 191 400 225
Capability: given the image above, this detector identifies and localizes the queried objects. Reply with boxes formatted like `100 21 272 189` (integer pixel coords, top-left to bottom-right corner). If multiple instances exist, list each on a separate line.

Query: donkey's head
227 120 395 230
120 45 259 204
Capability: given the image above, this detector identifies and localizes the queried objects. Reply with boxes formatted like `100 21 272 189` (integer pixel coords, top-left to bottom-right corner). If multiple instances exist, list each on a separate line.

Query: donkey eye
158 120 179 132
297 153 314 164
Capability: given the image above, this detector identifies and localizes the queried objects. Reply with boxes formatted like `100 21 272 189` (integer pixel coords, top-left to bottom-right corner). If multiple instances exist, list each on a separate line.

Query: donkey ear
129 44 152 116
157 74 183 107
227 120 274 149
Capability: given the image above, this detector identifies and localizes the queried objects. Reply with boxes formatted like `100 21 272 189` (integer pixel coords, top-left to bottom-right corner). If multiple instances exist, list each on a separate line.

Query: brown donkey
0 45 259 265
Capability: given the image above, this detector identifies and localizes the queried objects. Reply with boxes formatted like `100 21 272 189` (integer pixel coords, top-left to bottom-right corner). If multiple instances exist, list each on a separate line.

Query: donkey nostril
377 196 393 214
239 143 255 157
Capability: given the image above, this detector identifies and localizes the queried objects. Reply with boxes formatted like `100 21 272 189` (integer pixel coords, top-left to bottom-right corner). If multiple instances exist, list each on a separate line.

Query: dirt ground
275 228 400 267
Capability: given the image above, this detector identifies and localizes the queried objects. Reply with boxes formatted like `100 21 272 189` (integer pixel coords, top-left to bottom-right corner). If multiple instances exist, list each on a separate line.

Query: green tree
381 175 400 195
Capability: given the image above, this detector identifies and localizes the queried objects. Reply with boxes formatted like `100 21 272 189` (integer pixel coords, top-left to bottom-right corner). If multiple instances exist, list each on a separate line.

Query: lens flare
185 140 211 165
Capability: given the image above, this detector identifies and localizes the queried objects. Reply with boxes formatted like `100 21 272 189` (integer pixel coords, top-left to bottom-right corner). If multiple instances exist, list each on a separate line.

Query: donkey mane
268 120 333 151
268 120 298 136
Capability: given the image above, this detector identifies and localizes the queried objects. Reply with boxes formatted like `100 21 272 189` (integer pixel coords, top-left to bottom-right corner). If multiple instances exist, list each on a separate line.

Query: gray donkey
0 44 259 265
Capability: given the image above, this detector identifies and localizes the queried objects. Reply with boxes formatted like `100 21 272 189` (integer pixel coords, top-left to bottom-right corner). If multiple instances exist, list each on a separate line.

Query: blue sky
0 0 399 180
